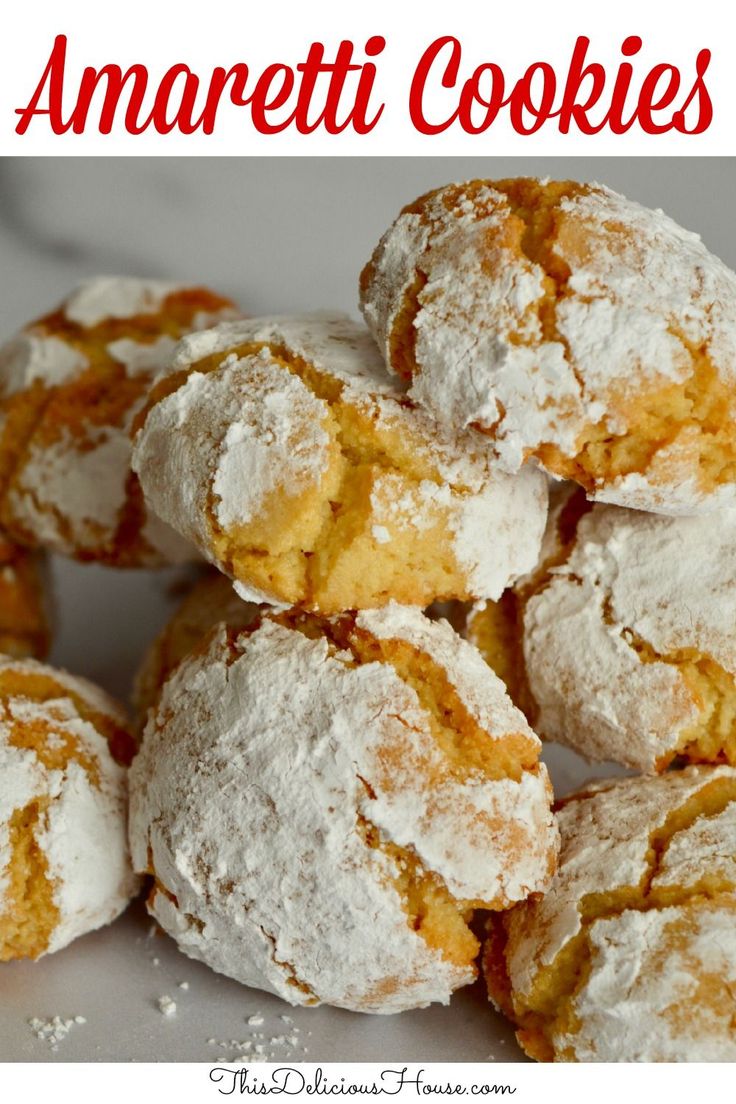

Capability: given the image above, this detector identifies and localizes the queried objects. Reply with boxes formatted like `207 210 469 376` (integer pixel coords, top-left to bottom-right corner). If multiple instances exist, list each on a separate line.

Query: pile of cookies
1 178 735 1062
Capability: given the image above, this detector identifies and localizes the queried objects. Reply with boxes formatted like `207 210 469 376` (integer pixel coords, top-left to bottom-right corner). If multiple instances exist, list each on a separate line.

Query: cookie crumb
157 995 177 1017
27 1014 85 1048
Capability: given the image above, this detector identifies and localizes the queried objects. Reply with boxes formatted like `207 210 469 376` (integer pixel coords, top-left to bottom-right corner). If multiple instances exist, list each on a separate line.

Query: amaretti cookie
129 603 558 1013
484 767 736 1061
0 277 238 566
131 313 549 612
468 485 736 772
0 531 50 659
133 570 257 720
0 658 139 961
360 179 736 515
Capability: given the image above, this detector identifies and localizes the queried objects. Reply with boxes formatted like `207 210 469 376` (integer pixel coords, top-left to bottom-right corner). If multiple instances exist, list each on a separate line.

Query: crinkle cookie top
129 603 557 1014
0 657 139 961
133 570 259 721
0 276 239 566
518 487 736 771
360 179 736 516
132 313 548 611
485 766 736 1062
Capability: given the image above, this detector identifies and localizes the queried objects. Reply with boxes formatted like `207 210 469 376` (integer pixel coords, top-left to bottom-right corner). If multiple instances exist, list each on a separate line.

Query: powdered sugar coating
0 276 236 565
654 801 736 889
134 352 333 552
361 180 736 514
358 604 539 749
569 902 736 1062
106 336 179 378
5 420 193 565
0 657 139 958
523 499 736 770
498 768 736 1062
133 571 259 720
133 314 549 607
130 607 557 1013
63 277 186 328
0 335 89 398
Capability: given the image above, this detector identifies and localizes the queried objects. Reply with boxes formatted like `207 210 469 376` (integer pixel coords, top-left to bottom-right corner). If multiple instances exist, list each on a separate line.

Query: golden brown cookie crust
0 277 238 566
0 658 139 961
130 603 558 1013
361 178 736 516
469 484 736 772
0 531 50 659
484 767 736 1062
133 313 549 613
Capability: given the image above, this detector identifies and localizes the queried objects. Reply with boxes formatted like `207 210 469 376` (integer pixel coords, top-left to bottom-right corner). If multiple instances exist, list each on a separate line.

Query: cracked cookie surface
0 657 139 960
468 484 736 772
131 313 548 613
129 602 558 1013
484 766 736 1061
133 569 258 721
360 178 736 515
0 277 238 566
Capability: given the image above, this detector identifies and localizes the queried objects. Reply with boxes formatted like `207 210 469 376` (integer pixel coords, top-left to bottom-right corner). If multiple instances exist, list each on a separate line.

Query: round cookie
360 178 736 516
0 277 239 566
129 602 558 1013
468 484 736 772
133 569 258 720
131 313 548 612
0 657 139 961
0 531 50 659
484 766 736 1061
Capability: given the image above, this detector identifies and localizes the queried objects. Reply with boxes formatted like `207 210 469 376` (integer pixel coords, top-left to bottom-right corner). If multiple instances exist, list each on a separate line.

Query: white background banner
1 1061 733 1101
0 0 732 155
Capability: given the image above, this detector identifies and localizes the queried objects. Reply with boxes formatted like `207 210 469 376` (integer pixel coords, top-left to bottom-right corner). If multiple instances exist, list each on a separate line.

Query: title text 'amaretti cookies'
0 277 238 566
360 179 736 515
129 603 558 1014
131 313 548 612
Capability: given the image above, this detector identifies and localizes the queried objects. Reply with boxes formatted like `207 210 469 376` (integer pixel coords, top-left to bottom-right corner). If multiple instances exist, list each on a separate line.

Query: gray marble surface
0 158 732 1063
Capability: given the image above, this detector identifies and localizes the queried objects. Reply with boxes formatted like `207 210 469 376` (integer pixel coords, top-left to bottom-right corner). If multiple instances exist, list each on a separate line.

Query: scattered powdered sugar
206 1013 309 1063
